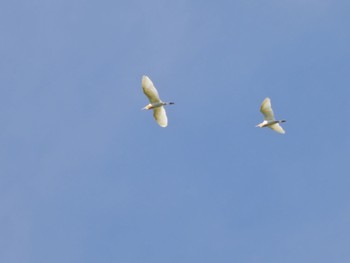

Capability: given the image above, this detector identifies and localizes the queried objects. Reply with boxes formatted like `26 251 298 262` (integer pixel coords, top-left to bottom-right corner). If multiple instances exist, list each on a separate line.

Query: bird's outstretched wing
153 106 168 127
142 75 161 103
269 123 285 134
260 97 275 121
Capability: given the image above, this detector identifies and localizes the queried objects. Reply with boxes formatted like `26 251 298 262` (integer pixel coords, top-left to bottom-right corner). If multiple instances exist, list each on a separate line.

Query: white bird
256 97 286 134
141 75 174 127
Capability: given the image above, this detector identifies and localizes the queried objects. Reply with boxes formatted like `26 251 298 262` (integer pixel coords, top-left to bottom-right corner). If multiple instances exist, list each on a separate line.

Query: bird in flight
142 75 174 127
256 97 286 134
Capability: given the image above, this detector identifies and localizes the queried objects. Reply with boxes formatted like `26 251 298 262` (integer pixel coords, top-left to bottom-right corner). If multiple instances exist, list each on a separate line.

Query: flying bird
256 97 286 134
142 75 174 127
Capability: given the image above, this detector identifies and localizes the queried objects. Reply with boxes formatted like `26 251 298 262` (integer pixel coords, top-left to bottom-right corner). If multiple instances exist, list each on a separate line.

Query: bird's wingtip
157 122 168 128
142 75 152 86
142 75 151 81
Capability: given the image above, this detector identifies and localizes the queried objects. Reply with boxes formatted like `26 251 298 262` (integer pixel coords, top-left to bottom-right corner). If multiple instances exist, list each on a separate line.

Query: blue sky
1 0 350 262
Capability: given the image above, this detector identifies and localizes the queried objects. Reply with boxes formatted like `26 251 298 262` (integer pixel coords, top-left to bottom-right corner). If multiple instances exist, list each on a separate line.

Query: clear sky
1 1 350 262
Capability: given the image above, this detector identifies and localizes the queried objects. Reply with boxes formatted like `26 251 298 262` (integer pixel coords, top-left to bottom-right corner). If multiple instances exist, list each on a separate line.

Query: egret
256 97 286 134
141 75 174 127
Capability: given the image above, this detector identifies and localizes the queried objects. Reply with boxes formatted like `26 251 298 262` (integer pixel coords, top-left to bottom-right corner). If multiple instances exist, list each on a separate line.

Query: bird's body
142 101 169 110
142 75 174 127
256 97 286 134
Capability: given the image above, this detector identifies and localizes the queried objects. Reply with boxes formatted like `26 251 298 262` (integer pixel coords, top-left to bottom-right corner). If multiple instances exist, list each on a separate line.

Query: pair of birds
142 75 286 134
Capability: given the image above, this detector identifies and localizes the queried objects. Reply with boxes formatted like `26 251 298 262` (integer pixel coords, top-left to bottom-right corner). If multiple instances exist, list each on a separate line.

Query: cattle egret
256 97 286 134
142 75 174 127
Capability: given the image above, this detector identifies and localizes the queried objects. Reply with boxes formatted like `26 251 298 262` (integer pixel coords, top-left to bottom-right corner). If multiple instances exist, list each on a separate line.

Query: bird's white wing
153 106 168 127
142 75 161 103
260 97 275 121
268 123 285 134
